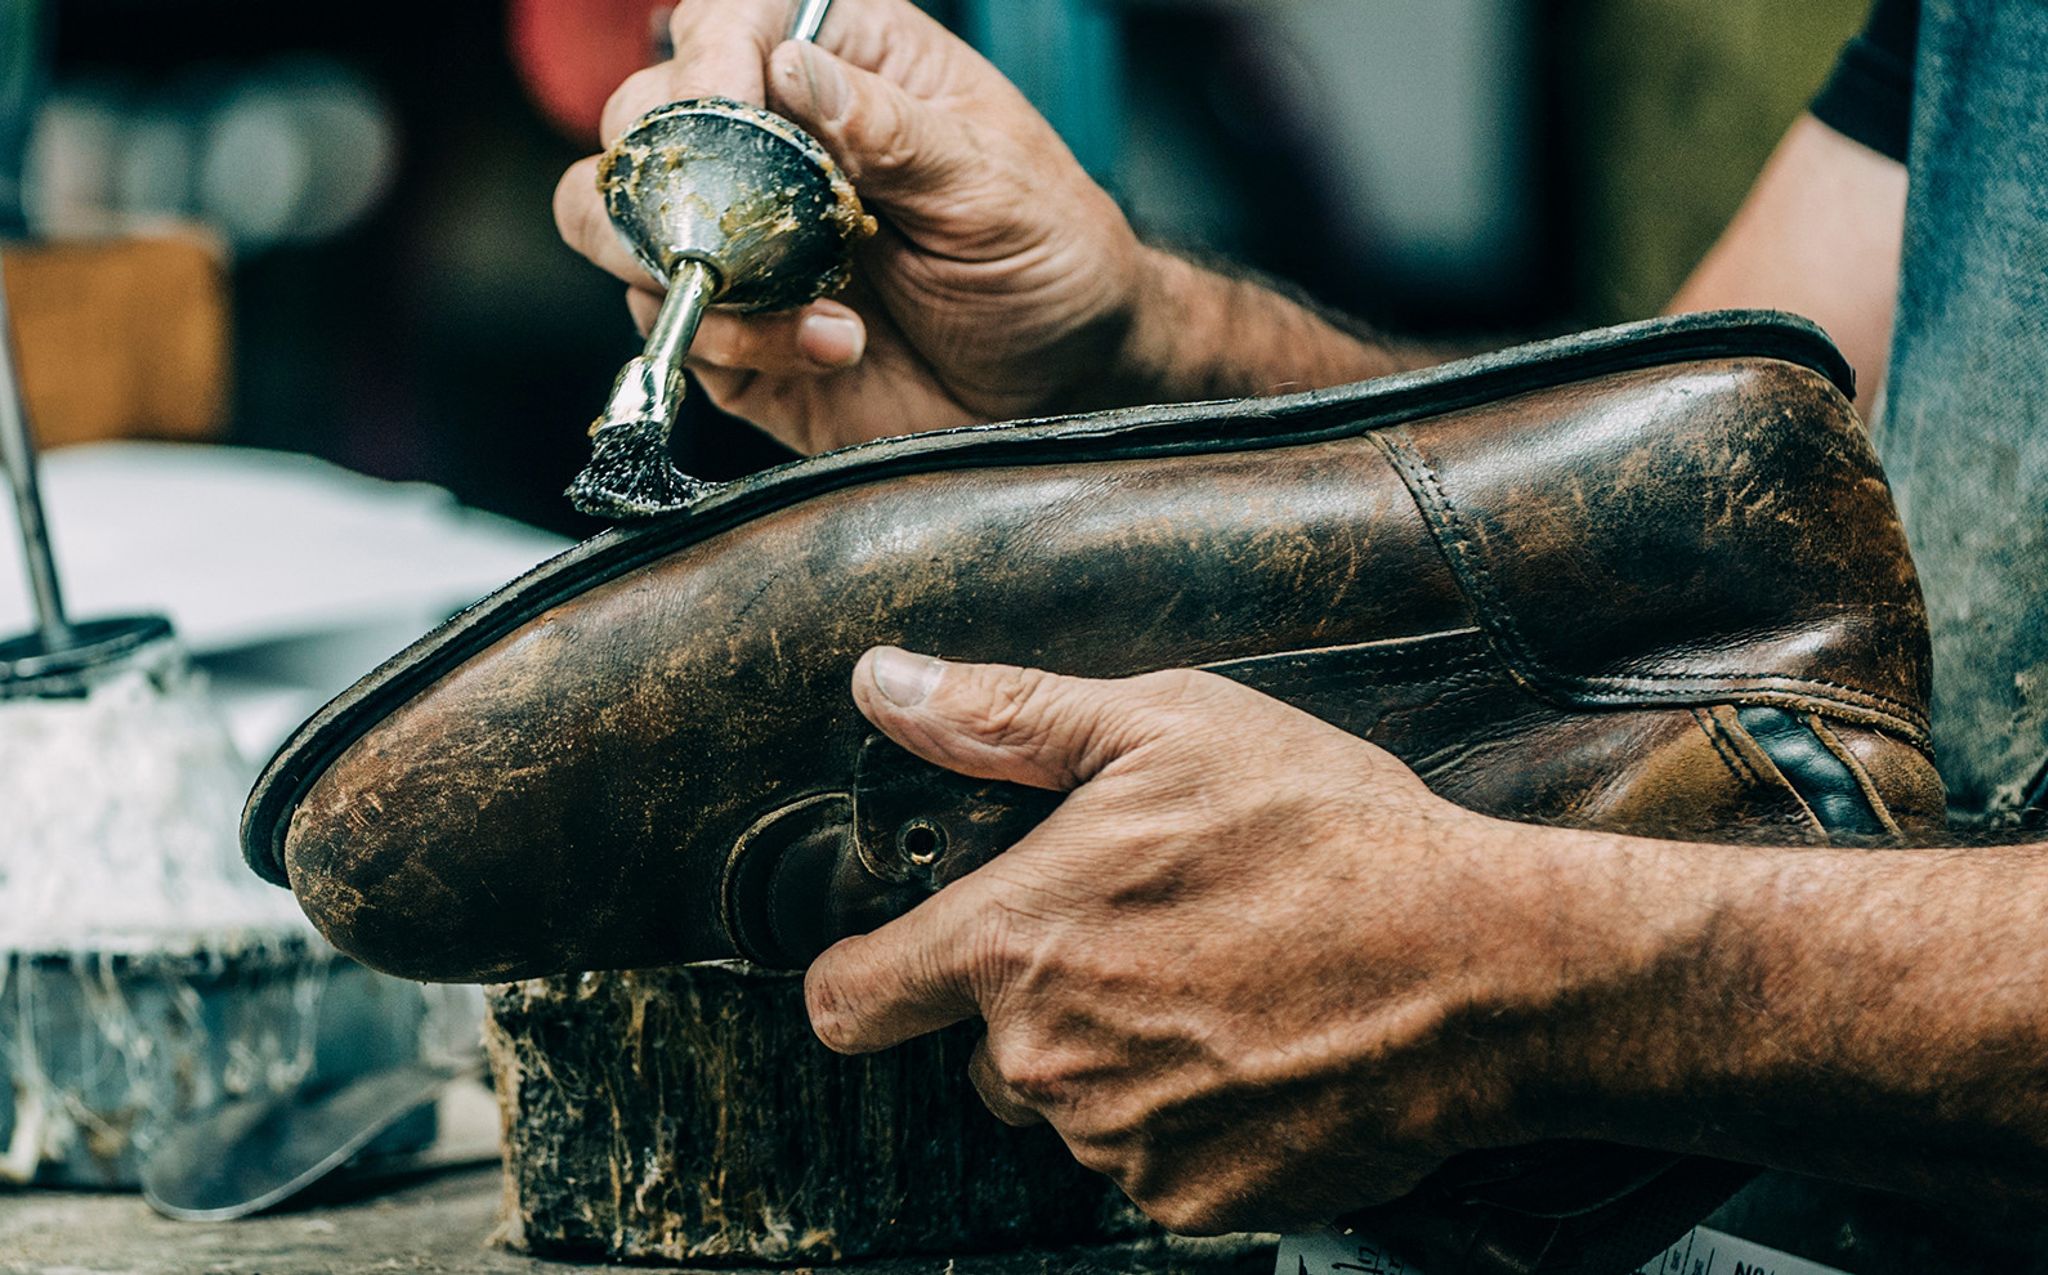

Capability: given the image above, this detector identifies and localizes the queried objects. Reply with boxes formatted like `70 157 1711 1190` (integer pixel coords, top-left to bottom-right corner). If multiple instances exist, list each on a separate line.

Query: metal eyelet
895 818 946 868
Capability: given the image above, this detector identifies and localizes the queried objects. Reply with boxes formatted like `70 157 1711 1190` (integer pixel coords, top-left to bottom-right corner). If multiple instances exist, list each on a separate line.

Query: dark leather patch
1733 706 1889 837
1369 362 1931 748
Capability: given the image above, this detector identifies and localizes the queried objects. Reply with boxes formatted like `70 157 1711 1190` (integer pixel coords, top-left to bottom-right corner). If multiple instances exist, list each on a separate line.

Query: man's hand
803 648 1691 1233
556 0 1416 457
809 653 2048 1230
556 0 1159 454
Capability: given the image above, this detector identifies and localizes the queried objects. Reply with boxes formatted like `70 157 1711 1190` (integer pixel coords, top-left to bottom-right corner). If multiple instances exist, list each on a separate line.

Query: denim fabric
1874 0 2048 820
1671 8 2048 1267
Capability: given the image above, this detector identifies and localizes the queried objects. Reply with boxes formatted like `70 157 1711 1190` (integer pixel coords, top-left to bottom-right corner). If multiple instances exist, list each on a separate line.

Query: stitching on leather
1715 706 1825 834
1584 670 1922 713
1692 707 1755 790
1563 679 1920 719
1804 714 1903 837
1369 427 1931 744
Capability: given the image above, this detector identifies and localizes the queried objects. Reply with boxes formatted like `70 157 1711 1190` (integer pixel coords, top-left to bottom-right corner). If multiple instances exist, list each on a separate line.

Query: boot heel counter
1803 716 1948 837
1706 706 1945 842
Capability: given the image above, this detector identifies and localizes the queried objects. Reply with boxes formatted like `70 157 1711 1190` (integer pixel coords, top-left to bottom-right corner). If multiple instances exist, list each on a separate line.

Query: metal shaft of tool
0 254 72 650
786 0 833 42
643 259 717 413
615 0 828 388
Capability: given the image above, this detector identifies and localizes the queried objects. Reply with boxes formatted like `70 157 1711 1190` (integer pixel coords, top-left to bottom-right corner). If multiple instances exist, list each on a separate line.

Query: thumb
852 648 1200 791
767 41 979 215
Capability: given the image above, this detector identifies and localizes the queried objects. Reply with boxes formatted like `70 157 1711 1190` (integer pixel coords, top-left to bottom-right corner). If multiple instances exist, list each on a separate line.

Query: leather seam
1201 628 1491 676
1692 707 1757 790
1712 706 1826 835
1369 427 1931 747
1804 714 1903 837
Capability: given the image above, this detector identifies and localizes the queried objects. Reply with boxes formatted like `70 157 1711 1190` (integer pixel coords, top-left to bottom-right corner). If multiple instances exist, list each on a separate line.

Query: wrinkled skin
554 0 1149 451
801 650 1680 1231
553 0 1403 455
807 649 2048 1234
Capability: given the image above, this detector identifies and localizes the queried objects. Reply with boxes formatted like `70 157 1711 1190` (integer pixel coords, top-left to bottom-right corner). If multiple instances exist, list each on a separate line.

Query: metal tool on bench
0 261 174 694
1 0 172 688
141 1059 484 1222
566 0 873 520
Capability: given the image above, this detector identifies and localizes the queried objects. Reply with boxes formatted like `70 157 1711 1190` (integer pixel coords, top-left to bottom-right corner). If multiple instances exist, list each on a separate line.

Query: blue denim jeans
1875 0 2048 821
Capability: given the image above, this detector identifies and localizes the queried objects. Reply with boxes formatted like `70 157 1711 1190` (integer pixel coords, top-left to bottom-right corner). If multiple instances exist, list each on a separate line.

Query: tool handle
786 0 832 43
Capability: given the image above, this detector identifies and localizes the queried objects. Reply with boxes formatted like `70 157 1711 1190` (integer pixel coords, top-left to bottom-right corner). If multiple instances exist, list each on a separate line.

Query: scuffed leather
240 312 1942 1275
247 313 1936 984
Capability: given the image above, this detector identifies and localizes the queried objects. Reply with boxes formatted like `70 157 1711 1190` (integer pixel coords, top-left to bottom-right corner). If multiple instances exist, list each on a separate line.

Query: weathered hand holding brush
568 0 874 519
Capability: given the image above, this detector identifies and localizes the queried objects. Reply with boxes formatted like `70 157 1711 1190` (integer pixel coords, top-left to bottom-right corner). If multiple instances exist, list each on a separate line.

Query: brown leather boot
242 310 1942 1273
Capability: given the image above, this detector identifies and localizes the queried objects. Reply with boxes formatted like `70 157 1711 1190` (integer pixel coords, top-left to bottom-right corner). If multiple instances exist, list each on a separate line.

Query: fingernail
801 312 865 367
871 647 943 707
794 42 849 122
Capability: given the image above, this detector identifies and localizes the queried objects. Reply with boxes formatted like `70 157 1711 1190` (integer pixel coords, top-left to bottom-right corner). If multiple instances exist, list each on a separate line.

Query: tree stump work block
486 962 1149 1265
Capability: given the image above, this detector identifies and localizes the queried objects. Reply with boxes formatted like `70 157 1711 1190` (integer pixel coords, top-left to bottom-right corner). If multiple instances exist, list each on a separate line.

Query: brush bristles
567 418 712 520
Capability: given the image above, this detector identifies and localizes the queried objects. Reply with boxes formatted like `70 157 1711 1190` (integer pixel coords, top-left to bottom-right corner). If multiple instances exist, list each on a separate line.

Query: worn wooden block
485 962 1147 1265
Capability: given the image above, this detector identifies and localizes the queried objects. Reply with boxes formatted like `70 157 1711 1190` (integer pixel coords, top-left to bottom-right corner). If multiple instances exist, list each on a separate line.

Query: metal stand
0 256 174 695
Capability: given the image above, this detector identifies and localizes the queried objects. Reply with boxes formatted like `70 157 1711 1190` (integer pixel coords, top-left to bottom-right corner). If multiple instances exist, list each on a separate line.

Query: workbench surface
3 1165 559 1274
0 1165 1273 1275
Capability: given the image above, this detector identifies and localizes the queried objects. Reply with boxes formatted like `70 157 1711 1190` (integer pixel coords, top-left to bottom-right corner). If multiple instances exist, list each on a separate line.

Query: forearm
1523 828 2048 1208
1114 247 1429 405
1666 115 1906 411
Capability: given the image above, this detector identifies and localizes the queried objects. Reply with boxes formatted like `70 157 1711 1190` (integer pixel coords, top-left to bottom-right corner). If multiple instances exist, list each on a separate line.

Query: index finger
603 0 968 146
803 873 992 1054
600 1 783 145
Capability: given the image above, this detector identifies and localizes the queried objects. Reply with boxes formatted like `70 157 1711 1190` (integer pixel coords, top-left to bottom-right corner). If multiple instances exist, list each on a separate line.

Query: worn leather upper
243 310 1939 984
240 310 1941 1275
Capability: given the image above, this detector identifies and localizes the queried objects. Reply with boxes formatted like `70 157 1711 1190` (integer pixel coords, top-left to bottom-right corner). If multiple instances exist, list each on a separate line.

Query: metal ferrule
591 260 718 435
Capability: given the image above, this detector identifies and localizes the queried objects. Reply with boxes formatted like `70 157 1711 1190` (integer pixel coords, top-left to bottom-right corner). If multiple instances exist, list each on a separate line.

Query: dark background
25 0 1865 537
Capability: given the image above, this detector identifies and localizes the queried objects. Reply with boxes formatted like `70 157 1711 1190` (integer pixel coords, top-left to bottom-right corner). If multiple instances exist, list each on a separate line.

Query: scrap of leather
240 309 1940 1275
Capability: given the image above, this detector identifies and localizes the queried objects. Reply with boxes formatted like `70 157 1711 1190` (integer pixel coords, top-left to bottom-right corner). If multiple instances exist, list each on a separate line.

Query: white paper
1276 1223 1852 1275
0 441 568 655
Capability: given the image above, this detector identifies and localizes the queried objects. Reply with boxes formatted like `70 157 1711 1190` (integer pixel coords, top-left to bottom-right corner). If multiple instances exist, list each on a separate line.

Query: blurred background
3 0 1867 539
0 0 1874 1197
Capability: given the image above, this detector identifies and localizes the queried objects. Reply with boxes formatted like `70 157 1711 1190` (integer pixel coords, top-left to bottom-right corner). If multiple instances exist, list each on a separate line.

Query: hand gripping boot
242 311 1944 1274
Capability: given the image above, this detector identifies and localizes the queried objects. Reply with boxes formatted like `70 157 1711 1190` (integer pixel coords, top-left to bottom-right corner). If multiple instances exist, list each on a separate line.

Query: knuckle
860 126 921 180
810 1015 858 1054
1065 1139 1124 1178
666 0 760 43
991 1046 1072 1107
1147 1196 1232 1236
1131 1176 1246 1237
845 95 947 185
688 315 747 366
974 666 1064 750
664 0 708 43
551 163 598 243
